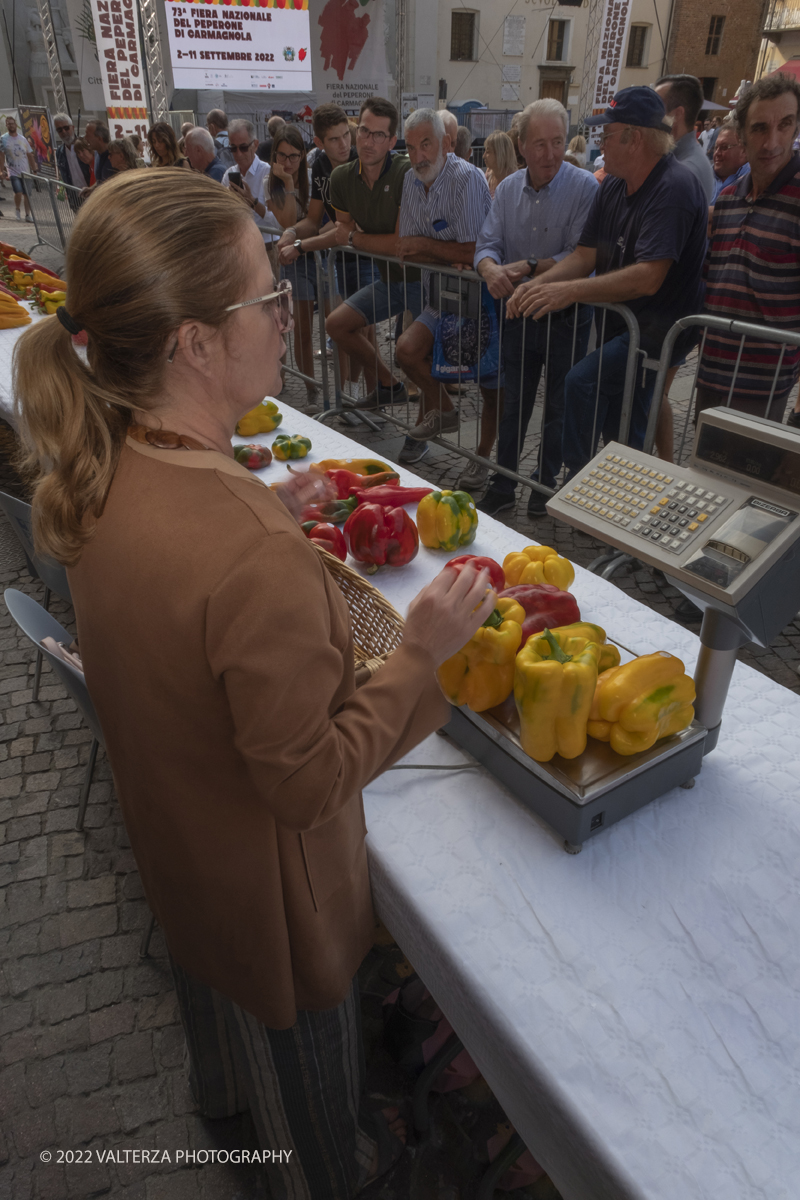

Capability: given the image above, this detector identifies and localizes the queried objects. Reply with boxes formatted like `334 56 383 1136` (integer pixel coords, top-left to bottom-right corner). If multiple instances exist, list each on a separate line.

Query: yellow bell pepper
236 400 282 437
417 489 478 551
311 457 393 476
503 545 575 591
44 298 66 314
515 628 601 762
548 622 621 673
437 597 525 712
587 652 696 756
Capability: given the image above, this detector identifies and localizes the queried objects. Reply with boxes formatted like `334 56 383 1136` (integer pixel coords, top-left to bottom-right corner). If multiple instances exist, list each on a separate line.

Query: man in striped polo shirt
698 74 800 424
393 108 493 453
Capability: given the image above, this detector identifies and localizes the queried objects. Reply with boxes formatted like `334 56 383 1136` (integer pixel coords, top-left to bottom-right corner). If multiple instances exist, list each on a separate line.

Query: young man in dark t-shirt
508 87 708 477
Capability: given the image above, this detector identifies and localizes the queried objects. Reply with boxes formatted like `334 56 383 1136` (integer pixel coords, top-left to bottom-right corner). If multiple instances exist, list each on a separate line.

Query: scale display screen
696 423 800 497
684 497 797 588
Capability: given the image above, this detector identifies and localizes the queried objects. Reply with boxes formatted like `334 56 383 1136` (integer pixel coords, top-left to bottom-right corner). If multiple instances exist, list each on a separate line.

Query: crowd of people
8 68 800 484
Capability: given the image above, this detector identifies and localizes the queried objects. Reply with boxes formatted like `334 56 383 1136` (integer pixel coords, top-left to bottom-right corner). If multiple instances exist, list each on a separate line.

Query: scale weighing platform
444 408 800 851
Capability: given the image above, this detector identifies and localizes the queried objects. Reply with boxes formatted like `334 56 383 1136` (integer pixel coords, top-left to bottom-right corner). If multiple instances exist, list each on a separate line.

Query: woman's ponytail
13 169 253 566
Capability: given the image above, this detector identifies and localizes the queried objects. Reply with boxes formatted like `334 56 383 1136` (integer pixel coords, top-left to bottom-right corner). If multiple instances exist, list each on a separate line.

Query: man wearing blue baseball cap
507 86 708 475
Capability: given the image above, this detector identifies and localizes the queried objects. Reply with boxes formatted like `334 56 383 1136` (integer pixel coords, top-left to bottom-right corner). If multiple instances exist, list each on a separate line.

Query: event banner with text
588 0 633 146
165 0 312 91
88 0 149 139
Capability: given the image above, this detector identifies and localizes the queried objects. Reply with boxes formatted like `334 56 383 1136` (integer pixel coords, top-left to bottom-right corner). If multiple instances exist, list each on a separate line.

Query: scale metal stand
444 410 800 852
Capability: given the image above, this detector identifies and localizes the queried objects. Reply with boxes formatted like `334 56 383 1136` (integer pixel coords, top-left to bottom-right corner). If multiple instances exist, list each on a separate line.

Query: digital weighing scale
443 408 800 851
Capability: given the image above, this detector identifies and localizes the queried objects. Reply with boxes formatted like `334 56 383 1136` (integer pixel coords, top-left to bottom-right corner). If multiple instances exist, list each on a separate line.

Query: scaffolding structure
34 0 69 117
138 0 170 121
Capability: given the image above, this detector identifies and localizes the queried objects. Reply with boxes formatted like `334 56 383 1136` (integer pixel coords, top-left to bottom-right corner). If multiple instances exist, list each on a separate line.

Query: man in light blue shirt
474 99 598 516
710 124 749 203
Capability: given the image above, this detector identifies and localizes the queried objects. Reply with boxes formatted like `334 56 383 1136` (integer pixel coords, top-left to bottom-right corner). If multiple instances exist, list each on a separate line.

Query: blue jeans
562 332 655 479
490 305 593 496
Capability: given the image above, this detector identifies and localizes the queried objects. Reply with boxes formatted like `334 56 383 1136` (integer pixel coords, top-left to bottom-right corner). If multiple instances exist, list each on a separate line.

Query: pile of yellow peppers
437 540 696 763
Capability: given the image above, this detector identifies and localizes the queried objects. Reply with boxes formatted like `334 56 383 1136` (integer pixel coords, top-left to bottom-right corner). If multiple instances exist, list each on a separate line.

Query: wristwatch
348 230 356 248
293 238 303 253
527 257 538 276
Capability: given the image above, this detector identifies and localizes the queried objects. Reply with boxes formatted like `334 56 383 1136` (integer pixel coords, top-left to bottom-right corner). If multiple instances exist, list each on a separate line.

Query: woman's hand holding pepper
276 470 336 523
404 565 496 667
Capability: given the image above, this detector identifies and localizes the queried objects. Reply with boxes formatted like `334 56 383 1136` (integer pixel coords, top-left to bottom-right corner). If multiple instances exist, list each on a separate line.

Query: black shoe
787 410 800 428
477 489 515 517
673 597 703 623
349 381 408 411
526 490 548 517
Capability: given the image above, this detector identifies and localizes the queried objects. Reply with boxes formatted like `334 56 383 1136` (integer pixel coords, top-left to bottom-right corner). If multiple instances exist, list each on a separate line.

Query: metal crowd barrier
279 247 641 503
644 314 800 464
21 173 84 254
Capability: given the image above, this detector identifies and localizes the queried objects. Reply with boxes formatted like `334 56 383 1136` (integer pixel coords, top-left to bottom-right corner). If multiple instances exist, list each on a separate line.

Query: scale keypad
560 455 732 554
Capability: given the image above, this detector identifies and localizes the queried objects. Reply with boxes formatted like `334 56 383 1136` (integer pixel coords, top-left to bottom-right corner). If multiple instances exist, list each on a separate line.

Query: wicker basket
314 545 405 678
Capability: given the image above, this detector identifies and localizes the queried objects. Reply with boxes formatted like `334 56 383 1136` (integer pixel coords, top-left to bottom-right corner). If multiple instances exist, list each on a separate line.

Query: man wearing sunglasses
221 119 282 256
53 113 91 191
326 97 422 412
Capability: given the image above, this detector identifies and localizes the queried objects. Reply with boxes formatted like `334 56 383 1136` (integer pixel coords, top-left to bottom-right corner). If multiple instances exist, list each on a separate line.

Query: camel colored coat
68 440 450 1028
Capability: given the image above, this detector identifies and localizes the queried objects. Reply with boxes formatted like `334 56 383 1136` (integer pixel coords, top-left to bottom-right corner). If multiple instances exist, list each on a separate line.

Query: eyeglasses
167 282 293 363
231 142 254 153
225 279 294 333
275 151 301 164
356 126 391 144
598 127 630 146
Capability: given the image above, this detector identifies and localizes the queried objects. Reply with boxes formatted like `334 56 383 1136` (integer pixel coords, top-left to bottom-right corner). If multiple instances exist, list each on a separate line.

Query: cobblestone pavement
1 218 797 1199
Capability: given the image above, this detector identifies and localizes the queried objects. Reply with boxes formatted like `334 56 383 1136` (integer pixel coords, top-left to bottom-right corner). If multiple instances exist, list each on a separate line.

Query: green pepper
272 434 312 461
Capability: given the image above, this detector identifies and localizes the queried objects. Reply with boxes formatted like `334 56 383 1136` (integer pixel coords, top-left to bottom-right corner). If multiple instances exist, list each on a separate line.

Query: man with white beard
393 108 492 445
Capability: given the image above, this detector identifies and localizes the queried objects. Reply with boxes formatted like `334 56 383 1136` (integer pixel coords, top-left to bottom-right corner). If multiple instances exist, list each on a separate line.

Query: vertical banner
19 106 58 177
588 0 633 147
309 0 388 115
88 0 149 139
63 0 107 112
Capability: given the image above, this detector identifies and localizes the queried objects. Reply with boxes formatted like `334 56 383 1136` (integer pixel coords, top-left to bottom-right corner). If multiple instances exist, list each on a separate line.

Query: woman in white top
483 130 518 198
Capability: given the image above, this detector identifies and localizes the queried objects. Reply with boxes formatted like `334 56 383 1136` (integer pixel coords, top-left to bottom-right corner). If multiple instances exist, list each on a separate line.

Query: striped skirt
169 955 378 1199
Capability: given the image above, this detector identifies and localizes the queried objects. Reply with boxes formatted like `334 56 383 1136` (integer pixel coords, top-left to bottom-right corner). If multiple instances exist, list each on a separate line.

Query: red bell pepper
348 484 434 508
299 495 358 525
302 521 347 561
344 503 419 572
500 583 580 643
325 468 398 499
446 554 505 594
233 443 273 471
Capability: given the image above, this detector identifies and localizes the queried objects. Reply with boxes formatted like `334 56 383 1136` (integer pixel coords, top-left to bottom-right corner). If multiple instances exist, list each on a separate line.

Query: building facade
663 0 764 104
758 0 800 79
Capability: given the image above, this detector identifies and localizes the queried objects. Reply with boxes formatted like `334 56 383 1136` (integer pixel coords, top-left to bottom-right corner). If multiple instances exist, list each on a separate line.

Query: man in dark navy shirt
508 87 708 477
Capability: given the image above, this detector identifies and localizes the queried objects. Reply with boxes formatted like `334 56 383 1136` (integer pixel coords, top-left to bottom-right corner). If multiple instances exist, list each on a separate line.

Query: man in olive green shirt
326 97 423 412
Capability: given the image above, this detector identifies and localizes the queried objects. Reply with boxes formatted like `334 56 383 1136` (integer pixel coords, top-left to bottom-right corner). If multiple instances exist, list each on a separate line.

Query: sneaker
787 410 800 428
398 436 429 465
15 210 21 221
526 489 549 517
349 381 408 411
455 459 489 492
25 214 32 223
408 408 459 441
477 488 516 517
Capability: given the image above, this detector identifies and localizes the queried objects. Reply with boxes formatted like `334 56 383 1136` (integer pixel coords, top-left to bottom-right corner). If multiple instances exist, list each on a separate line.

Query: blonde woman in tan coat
13 170 496 1198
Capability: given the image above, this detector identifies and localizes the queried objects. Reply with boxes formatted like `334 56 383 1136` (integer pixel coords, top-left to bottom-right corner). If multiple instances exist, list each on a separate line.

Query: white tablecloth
238 409 800 1200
